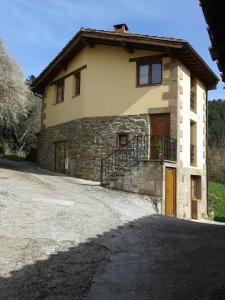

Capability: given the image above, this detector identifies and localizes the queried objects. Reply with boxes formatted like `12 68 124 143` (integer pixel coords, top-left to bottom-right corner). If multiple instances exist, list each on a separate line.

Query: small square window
118 133 128 148
56 81 64 103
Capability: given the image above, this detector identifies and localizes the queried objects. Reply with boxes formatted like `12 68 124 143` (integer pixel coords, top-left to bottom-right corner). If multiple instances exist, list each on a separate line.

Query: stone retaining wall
109 161 163 212
109 161 163 196
37 114 149 180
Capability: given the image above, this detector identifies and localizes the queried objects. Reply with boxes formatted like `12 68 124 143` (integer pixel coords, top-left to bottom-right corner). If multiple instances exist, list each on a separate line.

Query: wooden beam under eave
81 37 95 48
58 62 68 71
121 41 134 54
209 46 217 61
164 46 176 57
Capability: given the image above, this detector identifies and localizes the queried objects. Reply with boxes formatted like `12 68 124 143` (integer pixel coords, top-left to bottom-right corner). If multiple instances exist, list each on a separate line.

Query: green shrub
208 182 225 222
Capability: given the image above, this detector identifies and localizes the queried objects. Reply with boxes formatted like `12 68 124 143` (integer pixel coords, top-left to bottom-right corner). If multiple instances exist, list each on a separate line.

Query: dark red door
150 114 170 159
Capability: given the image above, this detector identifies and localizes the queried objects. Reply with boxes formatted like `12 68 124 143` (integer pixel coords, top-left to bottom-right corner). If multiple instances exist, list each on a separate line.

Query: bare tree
12 89 41 155
0 39 30 127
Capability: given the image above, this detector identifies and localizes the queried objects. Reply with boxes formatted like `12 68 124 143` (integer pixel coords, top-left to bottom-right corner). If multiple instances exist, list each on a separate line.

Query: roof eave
32 29 219 92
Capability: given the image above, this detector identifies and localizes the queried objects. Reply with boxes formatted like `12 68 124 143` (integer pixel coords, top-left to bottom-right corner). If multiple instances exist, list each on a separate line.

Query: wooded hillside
208 99 225 182
208 100 225 146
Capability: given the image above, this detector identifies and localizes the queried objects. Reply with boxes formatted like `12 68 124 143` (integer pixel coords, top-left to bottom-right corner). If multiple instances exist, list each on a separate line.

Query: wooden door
165 167 176 217
150 114 170 159
55 142 66 174
191 176 198 219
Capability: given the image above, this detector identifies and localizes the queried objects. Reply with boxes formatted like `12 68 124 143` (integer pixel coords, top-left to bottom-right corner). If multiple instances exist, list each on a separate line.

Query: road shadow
0 215 225 299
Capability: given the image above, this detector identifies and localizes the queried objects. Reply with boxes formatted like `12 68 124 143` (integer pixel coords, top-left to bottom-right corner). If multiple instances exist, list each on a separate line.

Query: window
190 75 197 112
56 81 64 103
74 72 81 97
190 91 196 112
190 120 197 166
191 176 201 200
118 133 128 148
139 64 149 85
137 60 162 86
152 63 162 84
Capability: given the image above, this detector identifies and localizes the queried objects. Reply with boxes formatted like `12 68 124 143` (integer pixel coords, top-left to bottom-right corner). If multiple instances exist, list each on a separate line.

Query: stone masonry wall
37 114 149 181
109 161 163 212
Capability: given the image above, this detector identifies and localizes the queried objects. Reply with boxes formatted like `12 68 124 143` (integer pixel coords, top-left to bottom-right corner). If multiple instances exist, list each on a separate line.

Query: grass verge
208 181 225 222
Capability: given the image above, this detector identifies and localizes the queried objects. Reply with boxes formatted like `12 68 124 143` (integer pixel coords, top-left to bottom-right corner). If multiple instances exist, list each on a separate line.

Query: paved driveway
0 159 225 299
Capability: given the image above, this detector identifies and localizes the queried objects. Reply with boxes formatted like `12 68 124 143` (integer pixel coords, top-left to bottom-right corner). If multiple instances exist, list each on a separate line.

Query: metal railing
190 91 196 112
100 135 177 185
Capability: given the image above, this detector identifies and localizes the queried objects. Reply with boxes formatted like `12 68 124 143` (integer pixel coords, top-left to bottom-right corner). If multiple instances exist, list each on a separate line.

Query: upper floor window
190 120 197 166
190 75 197 112
56 80 64 103
74 71 81 97
137 59 162 86
51 65 87 104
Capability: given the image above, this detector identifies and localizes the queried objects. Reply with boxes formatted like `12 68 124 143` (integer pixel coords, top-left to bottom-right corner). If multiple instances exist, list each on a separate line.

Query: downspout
206 90 209 216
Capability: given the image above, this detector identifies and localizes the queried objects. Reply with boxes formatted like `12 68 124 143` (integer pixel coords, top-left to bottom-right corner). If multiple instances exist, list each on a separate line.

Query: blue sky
0 0 223 99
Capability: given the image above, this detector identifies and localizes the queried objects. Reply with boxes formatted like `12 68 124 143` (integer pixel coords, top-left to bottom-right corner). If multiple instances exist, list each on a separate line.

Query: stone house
32 24 218 220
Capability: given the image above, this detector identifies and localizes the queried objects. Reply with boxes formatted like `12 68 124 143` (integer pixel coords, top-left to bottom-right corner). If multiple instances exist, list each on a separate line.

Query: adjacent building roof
200 0 225 83
32 27 219 93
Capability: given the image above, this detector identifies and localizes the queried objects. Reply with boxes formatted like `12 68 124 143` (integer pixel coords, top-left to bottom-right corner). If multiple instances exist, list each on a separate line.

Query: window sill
53 101 64 105
136 83 162 88
190 164 198 168
72 94 80 99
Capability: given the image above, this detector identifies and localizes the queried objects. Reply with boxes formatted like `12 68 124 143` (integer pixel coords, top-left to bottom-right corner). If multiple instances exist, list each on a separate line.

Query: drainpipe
206 90 209 216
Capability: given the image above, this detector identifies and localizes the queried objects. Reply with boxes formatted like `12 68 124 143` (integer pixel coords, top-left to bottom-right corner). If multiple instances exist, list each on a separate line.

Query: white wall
178 63 206 169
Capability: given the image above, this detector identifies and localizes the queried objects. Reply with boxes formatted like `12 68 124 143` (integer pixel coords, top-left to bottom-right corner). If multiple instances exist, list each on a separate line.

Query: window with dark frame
137 59 162 86
118 133 128 148
56 80 64 103
190 75 197 112
191 176 201 200
190 120 197 166
74 71 81 97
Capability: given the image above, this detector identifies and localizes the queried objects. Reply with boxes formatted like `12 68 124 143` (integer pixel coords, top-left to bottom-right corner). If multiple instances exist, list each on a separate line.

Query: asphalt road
0 159 225 300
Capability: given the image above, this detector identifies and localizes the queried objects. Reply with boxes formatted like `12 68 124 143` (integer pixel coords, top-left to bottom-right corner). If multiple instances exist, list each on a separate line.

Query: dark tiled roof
200 0 225 83
81 28 187 43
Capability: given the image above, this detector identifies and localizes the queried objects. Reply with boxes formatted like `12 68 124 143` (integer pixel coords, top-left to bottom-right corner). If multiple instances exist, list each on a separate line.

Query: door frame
54 140 67 173
165 167 177 217
190 175 199 219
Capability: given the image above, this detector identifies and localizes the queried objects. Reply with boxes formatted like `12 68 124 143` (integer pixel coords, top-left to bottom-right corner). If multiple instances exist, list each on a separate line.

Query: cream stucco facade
176 63 207 219
43 45 170 128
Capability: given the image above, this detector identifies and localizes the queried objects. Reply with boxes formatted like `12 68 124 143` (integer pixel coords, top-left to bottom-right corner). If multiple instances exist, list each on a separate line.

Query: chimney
113 23 128 33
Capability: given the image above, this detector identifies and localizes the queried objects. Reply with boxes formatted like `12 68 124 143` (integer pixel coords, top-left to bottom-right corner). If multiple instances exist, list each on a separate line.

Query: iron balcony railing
190 91 196 112
100 135 177 185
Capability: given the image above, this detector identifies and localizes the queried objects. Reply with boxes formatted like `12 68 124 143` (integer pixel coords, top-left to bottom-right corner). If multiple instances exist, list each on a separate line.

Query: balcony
100 135 177 185
149 135 177 161
190 91 196 112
